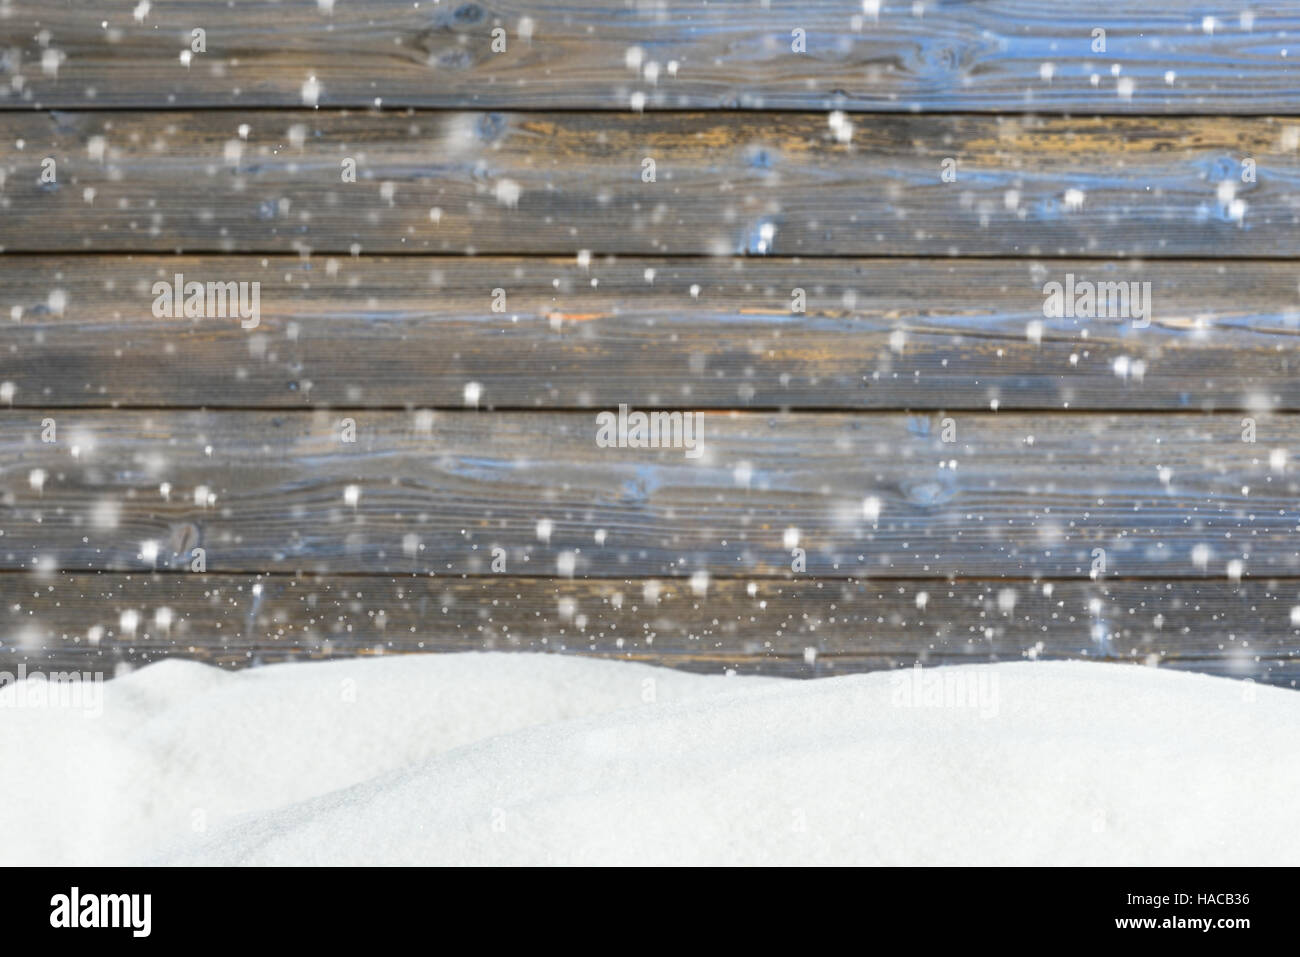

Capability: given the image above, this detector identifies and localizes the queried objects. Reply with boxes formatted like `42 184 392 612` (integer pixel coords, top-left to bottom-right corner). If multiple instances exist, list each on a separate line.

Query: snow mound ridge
142 657 1300 866
0 653 778 865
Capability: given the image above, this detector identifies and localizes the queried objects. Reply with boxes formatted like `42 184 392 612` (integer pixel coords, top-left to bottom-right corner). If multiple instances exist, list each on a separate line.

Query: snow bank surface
2 653 1296 865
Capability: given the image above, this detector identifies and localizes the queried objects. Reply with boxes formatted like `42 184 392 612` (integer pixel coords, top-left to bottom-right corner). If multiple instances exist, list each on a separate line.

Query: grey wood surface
1 3 1292 687
1 410 1295 579
5 574 1294 684
3 255 1299 411
1 1 1295 114
2 111 1297 256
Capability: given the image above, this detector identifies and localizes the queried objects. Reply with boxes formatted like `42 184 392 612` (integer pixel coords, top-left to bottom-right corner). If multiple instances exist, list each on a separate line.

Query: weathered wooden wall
1 1 1296 685
5 1 1297 112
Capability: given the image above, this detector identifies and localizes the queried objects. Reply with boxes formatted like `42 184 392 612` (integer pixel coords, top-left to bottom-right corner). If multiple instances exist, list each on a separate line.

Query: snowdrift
1 653 1294 865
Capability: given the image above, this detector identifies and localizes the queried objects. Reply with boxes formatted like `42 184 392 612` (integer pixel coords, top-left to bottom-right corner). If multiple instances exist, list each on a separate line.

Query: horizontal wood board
1 112 1298 255
1 2 1297 114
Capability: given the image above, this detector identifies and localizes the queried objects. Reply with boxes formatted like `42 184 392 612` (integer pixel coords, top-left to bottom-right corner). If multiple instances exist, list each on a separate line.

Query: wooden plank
5 255 1300 411
2 2 1297 113
5 574 1294 685
3 111 1299 256
2 409 1298 577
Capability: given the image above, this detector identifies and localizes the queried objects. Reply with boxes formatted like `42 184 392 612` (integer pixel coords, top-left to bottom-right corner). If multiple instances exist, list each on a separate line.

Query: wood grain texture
3 5 1295 692
5 255 1300 411
4 574 1294 685
1 1 1297 113
3 111 1299 255
2 410 1298 578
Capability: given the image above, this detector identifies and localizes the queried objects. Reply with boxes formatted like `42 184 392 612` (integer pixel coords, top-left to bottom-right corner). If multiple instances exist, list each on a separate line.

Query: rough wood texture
4 574 1294 685
1 2 1296 113
2 410 1297 578
5 255 1300 411
2 111 1298 256
3 5 1294 689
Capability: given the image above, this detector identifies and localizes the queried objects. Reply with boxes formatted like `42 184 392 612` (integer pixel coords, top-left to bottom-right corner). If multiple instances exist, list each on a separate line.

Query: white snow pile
1 653 1296 866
